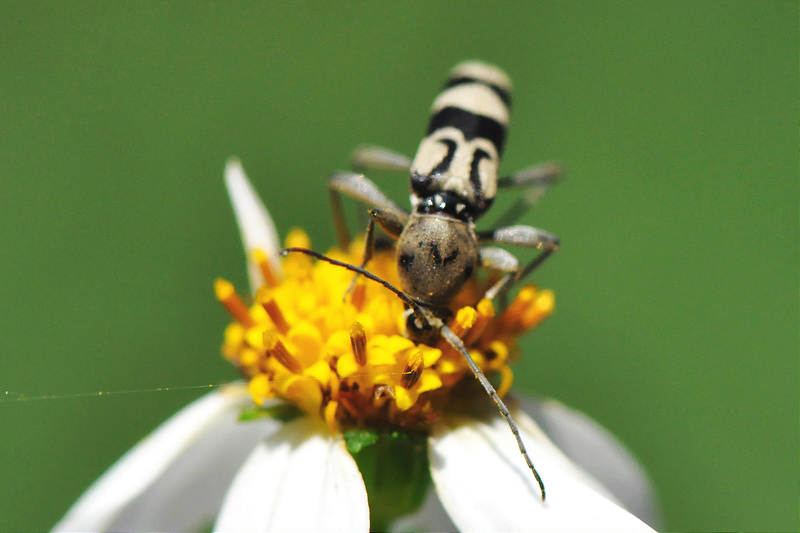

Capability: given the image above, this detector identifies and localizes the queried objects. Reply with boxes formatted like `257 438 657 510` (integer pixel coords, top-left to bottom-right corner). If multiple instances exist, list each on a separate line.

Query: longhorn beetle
285 61 561 500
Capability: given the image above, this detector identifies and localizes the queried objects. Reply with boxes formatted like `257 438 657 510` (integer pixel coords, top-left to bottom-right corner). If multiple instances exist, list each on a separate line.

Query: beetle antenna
438 322 546 501
281 245 546 501
281 248 425 321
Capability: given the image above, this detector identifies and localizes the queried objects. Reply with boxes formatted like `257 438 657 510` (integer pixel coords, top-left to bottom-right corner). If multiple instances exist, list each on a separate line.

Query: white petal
54 385 279 532
388 488 456 532
214 416 369 533
520 396 661 527
429 406 656 532
224 158 283 293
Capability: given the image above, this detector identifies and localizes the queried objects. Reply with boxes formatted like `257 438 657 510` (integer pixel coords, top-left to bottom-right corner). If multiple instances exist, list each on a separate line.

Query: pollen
217 232 554 431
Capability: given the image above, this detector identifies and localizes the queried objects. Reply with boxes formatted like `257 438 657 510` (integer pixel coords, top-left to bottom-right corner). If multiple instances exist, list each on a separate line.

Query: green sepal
238 403 303 423
342 429 379 453
343 428 432 531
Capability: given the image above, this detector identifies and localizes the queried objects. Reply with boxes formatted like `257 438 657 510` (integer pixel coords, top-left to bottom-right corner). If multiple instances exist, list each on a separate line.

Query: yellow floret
216 231 553 432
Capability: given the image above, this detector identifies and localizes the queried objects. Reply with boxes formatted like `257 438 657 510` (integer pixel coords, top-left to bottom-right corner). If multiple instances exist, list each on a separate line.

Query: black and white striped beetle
287 61 561 500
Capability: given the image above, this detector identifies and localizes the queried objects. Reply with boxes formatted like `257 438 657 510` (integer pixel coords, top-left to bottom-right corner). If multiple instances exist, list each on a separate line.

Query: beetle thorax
395 214 478 307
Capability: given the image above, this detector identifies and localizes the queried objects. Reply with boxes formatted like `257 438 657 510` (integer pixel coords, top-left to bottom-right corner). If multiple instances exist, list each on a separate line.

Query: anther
263 331 302 373
449 306 478 339
247 374 272 406
401 351 424 389
285 228 312 250
519 289 555 330
329 373 340 401
214 278 255 327
499 285 538 329
464 298 495 345
324 400 339 435
349 322 367 366
262 298 290 334
251 249 280 287
350 282 366 310
496 365 514 398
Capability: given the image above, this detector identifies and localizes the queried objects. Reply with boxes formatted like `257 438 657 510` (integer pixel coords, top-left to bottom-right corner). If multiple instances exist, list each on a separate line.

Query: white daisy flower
54 160 659 532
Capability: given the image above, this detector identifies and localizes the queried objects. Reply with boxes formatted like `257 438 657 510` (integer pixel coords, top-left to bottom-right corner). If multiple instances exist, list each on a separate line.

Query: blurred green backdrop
1 2 797 531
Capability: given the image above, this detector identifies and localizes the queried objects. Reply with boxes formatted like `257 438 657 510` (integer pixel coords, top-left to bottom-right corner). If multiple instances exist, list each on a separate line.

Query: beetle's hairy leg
343 208 405 301
343 216 376 301
491 162 563 228
486 248 557 302
478 226 560 302
329 183 351 252
478 247 520 302
351 145 412 173
328 171 409 251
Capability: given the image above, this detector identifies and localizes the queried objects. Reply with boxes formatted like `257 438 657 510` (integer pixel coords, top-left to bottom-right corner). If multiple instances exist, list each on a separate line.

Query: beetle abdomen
410 61 512 221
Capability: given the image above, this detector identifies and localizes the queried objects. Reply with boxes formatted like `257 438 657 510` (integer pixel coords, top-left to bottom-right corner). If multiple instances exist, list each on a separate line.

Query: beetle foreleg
343 208 406 300
328 171 408 250
351 145 412 173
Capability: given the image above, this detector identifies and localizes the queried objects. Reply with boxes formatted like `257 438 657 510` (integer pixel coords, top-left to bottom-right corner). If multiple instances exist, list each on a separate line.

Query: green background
1 2 797 531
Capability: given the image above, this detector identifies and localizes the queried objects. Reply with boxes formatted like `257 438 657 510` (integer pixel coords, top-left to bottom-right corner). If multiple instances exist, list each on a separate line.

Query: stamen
519 289 555 330
401 350 424 389
262 298 290 334
264 330 302 373
496 365 514 398
349 322 367 366
350 282 366 310
285 228 312 249
214 278 255 327
239 347 260 368
484 340 508 364
251 249 280 287
450 306 478 338
324 400 339 434
282 230 314 271
221 230 552 443
247 374 272 405
329 373 340 401
224 322 245 342
500 285 537 327
463 298 495 345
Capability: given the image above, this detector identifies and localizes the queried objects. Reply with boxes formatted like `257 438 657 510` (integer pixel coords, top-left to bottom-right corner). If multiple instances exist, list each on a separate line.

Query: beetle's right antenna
430 312 546 501
282 246 546 501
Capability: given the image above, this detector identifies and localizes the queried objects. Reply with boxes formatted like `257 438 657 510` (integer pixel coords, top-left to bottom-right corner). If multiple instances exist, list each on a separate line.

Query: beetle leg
344 208 407 300
351 145 412 173
478 225 560 301
328 171 408 249
478 246 520 275
491 161 563 228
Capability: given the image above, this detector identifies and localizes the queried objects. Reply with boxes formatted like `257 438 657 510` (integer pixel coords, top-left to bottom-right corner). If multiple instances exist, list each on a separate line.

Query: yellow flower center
216 229 554 434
